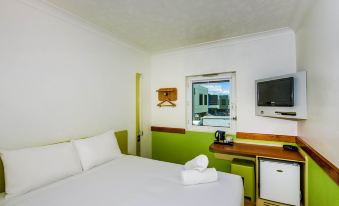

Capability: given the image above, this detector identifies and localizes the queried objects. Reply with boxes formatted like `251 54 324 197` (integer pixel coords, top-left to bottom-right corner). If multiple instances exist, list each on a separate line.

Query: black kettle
214 130 226 143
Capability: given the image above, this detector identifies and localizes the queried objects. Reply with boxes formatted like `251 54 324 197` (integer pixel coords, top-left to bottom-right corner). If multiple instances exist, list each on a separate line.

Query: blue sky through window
199 81 230 95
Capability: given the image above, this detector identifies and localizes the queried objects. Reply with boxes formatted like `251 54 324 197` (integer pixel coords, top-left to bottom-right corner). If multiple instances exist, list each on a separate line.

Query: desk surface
210 143 305 162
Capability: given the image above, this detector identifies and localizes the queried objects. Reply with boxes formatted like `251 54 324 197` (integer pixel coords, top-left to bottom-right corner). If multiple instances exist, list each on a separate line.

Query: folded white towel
184 155 208 171
181 168 218 186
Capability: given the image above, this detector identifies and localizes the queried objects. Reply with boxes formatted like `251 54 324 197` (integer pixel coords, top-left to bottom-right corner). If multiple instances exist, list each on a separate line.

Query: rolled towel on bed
181 168 218 186
184 155 208 171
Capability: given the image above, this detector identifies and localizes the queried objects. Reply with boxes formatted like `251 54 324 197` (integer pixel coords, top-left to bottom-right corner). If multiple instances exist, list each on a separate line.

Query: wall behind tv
0 0 151 156
296 0 339 168
296 1 339 203
150 29 298 136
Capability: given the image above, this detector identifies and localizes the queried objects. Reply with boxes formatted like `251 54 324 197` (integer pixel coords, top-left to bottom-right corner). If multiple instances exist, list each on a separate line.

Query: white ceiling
45 0 314 52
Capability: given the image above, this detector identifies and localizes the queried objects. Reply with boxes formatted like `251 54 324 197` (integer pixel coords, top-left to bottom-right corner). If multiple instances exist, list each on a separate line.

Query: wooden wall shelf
156 88 177 107
236 132 296 143
210 143 305 162
151 126 185 134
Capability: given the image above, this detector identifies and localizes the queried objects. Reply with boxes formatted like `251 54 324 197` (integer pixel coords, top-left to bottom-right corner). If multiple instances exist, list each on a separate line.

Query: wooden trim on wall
296 137 339 185
236 132 297 143
151 126 185 134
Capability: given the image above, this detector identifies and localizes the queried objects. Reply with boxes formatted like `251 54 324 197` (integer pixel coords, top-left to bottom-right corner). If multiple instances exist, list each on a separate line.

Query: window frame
186 72 236 133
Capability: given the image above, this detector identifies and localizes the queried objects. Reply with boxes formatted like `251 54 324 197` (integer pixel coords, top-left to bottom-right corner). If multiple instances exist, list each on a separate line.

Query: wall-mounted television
257 77 294 107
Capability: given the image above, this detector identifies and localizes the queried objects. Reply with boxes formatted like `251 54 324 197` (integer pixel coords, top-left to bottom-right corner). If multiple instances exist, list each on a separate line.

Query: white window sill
187 125 234 134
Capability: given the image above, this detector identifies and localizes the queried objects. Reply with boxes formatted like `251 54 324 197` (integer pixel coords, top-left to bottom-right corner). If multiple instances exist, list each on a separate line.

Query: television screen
257 77 294 107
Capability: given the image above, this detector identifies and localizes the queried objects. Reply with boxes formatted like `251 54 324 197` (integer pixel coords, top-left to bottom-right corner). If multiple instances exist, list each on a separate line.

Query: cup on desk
225 136 234 145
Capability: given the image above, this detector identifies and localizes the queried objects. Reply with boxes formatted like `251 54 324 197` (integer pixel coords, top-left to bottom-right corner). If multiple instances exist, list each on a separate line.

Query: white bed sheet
0 155 243 206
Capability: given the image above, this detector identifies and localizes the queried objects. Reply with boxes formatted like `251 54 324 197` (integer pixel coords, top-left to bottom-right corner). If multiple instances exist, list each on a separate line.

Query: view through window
192 80 230 127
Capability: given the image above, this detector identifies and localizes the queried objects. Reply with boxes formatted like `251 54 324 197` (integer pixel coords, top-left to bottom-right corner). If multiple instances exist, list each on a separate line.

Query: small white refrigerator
259 158 301 206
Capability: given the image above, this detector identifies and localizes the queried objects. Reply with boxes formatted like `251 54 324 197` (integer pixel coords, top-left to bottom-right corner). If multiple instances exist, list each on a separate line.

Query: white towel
181 168 218 186
184 155 208 171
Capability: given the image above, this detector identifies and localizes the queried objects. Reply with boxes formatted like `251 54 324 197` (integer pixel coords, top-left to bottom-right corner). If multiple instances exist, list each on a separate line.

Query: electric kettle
214 130 226 143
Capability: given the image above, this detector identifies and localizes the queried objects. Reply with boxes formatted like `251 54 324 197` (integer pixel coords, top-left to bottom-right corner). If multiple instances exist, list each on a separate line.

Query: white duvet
0 155 243 206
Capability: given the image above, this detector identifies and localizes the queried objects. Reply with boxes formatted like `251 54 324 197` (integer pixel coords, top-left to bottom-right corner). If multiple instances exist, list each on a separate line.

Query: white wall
0 0 151 156
296 0 339 167
151 29 298 136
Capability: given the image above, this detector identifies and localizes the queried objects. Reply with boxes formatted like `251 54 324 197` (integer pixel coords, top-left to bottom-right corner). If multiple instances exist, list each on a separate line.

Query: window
186 73 236 133
199 94 203 105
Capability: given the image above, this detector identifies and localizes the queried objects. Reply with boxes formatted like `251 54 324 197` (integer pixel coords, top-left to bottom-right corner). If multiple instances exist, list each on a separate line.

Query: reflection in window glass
192 80 230 127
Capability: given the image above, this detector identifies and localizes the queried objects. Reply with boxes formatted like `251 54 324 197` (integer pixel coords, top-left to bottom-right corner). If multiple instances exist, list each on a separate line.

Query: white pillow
72 130 122 171
0 142 82 197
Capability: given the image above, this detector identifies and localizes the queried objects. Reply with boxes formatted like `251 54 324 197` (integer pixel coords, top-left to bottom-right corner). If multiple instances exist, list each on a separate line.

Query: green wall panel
308 156 339 206
152 131 235 172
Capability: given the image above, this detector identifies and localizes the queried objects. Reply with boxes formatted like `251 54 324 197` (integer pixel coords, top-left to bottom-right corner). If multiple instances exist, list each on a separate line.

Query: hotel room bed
0 155 244 206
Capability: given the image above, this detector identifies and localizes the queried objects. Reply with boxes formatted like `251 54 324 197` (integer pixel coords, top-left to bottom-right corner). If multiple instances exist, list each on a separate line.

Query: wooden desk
210 143 305 206
210 143 305 162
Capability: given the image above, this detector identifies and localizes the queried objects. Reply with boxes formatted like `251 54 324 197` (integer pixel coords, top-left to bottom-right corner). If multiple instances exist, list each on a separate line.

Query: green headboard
114 130 128 155
0 159 4 194
0 130 128 193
